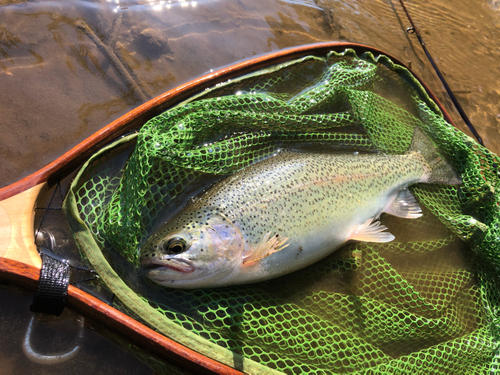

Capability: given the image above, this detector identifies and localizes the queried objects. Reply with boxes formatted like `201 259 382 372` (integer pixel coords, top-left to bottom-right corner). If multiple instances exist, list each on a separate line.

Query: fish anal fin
243 231 289 265
350 218 395 243
385 188 423 219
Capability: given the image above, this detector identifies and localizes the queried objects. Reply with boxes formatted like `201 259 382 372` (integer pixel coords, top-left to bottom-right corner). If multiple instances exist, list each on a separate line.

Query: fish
140 128 461 289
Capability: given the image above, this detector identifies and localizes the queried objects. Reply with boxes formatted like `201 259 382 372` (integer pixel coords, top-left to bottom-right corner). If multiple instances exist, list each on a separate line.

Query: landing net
64 49 500 374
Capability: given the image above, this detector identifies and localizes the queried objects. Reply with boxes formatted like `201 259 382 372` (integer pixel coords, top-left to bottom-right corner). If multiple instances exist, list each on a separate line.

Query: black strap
30 252 70 316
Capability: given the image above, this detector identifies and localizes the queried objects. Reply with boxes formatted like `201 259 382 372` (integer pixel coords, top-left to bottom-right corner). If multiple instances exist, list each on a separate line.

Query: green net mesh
64 49 500 374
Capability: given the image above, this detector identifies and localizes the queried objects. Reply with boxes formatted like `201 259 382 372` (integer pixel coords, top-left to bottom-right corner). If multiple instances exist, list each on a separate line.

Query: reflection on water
1 0 499 372
0 284 154 374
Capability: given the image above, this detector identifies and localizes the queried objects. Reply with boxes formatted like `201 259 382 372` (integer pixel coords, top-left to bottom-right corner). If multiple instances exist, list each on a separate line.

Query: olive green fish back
65 49 500 374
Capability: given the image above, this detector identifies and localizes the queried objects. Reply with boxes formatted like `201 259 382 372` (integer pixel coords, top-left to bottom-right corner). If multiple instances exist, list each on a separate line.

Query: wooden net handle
0 183 46 268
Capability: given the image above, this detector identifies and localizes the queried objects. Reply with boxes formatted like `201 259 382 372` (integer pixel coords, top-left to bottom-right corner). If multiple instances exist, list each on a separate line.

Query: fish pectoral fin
242 231 290 265
350 218 395 243
384 188 423 219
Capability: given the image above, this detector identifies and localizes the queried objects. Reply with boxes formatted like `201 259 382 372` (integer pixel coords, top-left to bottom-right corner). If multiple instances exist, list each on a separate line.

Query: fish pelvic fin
409 127 461 185
350 218 395 243
385 188 423 219
242 231 290 265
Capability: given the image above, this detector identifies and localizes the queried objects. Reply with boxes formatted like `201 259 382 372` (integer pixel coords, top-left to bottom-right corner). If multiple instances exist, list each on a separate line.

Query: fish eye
164 237 188 254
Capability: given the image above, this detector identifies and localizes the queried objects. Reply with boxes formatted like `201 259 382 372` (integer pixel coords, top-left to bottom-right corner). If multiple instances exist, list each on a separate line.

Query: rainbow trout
140 128 461 288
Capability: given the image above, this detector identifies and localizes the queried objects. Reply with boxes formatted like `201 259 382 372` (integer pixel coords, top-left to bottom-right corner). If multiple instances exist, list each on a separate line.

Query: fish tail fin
409 127 461 185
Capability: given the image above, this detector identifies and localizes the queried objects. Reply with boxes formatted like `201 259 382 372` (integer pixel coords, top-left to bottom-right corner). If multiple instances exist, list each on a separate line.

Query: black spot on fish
295 246 303 260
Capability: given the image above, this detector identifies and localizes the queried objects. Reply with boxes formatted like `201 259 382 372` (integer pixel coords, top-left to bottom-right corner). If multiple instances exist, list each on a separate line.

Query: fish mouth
141 257 195 274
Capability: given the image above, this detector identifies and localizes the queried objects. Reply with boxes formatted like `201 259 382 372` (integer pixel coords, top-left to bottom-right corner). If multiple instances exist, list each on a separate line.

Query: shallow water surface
0 0 499 373
0 0 499 189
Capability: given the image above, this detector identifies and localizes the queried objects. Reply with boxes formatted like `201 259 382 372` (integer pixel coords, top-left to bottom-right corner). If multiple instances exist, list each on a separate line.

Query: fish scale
140 128 461 288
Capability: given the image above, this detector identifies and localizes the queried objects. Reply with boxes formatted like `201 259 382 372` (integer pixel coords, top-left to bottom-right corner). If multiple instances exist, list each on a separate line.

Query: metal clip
35 230 56 252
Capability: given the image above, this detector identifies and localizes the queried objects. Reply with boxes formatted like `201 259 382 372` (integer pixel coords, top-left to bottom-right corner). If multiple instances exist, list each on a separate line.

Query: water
0 0 498 373
0 283 156 374
0 0 499 189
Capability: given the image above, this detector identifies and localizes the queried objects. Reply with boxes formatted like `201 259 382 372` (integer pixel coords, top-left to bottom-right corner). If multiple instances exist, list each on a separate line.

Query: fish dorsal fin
384 188 423 219
242 231 290 265
350 218 395 243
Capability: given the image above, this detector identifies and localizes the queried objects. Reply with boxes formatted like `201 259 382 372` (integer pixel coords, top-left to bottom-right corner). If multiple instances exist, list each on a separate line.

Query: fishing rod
398 0 484 146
